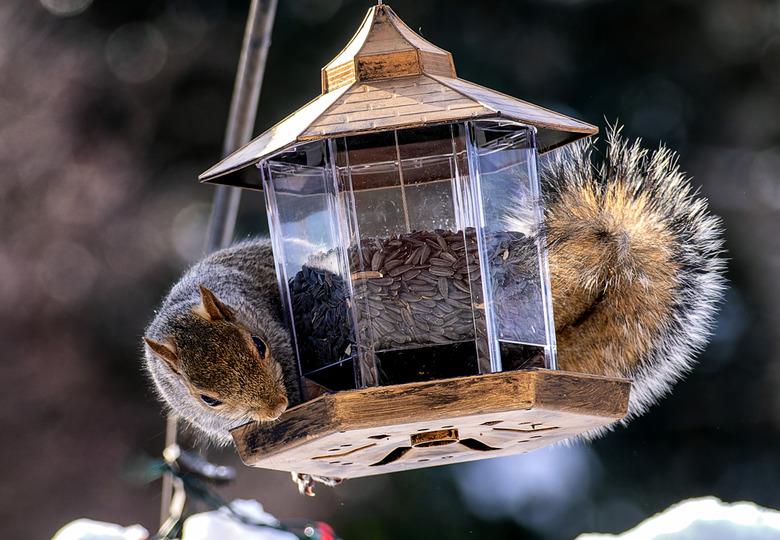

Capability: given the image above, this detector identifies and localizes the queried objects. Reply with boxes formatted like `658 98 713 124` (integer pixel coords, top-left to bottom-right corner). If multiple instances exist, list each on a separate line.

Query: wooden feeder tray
232 370 630 479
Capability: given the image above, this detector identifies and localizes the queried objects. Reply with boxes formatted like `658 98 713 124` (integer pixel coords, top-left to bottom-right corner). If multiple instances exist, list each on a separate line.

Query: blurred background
1 0 777 538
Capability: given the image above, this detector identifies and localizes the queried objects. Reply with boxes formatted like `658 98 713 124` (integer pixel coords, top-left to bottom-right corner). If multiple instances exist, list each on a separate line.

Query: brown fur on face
146 286 288 422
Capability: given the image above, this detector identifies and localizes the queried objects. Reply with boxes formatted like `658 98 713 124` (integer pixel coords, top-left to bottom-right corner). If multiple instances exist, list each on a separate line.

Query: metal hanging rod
160 0 279 527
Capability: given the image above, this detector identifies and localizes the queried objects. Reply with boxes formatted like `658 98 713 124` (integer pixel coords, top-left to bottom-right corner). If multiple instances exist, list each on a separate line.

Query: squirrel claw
292 472 316 497
291 472 343 496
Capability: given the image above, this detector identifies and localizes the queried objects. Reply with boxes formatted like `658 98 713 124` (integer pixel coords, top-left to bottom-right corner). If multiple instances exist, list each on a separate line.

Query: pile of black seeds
288 228 538 375
288 266 355 374
350 228 485 352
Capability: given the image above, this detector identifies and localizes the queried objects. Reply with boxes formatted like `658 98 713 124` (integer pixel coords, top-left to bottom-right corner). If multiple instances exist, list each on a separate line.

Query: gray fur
145 128 725 448
144 240 298 445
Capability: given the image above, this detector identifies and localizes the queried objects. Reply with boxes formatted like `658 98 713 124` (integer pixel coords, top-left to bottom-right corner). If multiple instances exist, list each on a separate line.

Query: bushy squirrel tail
541 126 726 421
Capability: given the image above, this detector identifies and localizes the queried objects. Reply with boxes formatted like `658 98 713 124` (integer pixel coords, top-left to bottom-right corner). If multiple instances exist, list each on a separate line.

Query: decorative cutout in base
232 369 630 479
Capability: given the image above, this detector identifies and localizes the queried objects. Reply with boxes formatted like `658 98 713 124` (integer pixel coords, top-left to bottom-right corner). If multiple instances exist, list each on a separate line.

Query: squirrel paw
291 472 343 496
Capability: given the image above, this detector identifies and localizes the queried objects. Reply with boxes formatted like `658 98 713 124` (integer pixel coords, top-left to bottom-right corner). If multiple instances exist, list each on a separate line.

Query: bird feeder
200 4 630 479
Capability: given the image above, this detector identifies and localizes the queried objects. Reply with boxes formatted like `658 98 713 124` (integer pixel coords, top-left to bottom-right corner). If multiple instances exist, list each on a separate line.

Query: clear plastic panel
262 141 360 394
466 122 557 370
261 123 556 401
333 126 486 385
450 125 493 373
396 126 459 233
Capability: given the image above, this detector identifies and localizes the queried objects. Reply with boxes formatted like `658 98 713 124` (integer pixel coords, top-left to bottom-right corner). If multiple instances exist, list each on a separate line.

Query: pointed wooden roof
200 3 597 186
320 3 456 92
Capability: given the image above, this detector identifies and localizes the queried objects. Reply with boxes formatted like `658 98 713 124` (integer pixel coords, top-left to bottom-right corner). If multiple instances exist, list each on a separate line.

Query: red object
316 522 336 540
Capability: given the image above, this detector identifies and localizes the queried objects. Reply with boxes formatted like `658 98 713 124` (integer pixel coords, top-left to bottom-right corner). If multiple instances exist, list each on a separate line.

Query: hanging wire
206 0 279 253
149 446 340 540
160 0 279 528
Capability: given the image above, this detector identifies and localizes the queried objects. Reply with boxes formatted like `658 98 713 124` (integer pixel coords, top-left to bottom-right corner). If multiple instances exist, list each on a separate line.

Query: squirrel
143 241 341 494
541 127 725 424
143 128 724 492
143 241 297 443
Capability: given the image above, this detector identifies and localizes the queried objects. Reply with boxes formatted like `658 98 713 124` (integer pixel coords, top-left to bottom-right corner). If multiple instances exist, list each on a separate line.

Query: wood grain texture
322 61 356 92
321 4 455 93
326 49 454 88
199 4 598 187
231 370 630 479
356 50 421 81
419 50 457 78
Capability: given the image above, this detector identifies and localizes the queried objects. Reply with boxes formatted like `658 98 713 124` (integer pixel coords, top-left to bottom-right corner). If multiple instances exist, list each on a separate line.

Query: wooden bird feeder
200 3 630 479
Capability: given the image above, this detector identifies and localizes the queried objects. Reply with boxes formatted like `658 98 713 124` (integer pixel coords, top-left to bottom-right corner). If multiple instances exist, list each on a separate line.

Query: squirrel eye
251 336 267 359
200 395 223 407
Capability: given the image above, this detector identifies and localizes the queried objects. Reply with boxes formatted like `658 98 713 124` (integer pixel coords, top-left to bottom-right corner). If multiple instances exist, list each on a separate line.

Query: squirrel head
144 285 289 427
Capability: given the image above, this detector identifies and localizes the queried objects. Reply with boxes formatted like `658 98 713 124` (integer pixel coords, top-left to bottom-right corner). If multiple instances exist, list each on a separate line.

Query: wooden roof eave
199 117 592 190
199 74 598 186
199 83 354 185
428 74 597 136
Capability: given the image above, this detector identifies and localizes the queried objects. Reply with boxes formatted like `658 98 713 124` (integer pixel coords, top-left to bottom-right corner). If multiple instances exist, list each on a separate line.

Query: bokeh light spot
37 240 99 304
171 202 211 262
39 0 92 17
105 23 168 83
454 444 602 535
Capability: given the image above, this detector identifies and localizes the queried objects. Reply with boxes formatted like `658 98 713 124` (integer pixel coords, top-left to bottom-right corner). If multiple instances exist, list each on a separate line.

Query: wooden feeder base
231 369 631 479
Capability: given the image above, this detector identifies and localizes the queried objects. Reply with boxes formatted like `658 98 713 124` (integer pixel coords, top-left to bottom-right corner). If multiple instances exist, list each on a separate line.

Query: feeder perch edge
231 369 631 479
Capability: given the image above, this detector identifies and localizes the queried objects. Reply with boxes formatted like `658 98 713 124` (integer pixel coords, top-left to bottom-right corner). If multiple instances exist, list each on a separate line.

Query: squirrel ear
194 285 233 322
144 337 180 374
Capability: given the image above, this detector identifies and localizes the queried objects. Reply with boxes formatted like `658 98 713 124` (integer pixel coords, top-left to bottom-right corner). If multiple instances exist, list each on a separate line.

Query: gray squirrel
143 130 725 493
144 241 296 442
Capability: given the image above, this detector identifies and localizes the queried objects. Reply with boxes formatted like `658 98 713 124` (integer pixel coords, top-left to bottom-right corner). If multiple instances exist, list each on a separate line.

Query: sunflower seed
437 277 449 298
429 266 455 277
371 251 384 271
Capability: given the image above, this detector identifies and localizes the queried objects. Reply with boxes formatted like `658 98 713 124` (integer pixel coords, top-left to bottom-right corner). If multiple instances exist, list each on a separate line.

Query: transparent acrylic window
397 125 458 232
263 141 357 390
334 126 486 385
467 122 556 370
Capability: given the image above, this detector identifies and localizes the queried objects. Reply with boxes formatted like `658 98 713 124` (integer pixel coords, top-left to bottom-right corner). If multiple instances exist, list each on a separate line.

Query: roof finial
377 0 383 5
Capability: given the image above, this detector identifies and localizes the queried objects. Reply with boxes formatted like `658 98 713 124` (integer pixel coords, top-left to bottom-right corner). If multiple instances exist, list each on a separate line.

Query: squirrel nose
249 399 287 422
269 401 288 420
